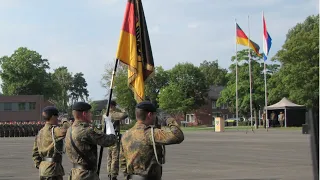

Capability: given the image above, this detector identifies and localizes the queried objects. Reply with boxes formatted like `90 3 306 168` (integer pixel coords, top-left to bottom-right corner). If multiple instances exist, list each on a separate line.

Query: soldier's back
120 122 161 178
32 123 66 177
65 121 116 180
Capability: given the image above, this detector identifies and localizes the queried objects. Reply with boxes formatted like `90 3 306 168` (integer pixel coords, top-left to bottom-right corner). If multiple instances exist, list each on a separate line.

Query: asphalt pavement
0 129 314 180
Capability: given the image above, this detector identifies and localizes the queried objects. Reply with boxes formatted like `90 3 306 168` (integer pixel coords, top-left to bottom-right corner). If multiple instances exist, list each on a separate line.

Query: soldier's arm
53 127 67 141
83 128 117 147
146 118 184 145
111 111 128 121
119 141 128 177
31 136 41 169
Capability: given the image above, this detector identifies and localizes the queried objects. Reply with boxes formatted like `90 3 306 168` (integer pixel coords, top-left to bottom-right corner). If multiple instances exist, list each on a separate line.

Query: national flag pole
235 18 239 128
97 58 119 175
263 11 268 132
247 15 254 129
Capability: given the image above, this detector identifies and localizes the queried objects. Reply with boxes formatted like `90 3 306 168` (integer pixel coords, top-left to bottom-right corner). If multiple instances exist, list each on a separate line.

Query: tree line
0 47 89 113
102 14 319 119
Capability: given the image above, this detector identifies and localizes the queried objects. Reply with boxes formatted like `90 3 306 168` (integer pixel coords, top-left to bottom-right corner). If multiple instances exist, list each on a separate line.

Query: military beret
72 102 92 112
110 100 117 106
136 101 157 112
42 106 59 116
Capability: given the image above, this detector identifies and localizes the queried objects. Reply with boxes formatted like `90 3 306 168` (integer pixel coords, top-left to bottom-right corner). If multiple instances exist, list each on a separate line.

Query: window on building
29 102 36 110
18 103 26 111
212 101 217 109
186 114 195 123
223 114 228 120
4 103 12 111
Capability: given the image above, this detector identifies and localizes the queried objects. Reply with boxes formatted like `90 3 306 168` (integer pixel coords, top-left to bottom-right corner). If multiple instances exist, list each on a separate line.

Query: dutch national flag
263 14 272 61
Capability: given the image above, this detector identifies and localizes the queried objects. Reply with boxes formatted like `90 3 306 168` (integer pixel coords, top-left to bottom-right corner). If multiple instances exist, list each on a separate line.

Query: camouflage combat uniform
65 120 117 180
120 118 184 180
105 108 128 179
61 118 71 129
32 123 67 180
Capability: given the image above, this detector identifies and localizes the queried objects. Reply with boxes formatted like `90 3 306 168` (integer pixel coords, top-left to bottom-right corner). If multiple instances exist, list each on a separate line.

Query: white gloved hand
104 116 115 135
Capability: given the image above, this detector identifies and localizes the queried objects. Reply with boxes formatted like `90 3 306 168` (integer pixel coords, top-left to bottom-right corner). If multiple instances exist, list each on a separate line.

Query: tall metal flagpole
248 15 254 129
235 19 239 128
263 11 269 132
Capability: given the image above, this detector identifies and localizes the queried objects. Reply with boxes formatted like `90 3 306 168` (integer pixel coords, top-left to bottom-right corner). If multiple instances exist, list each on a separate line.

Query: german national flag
115 0 155 102
236 23 260 56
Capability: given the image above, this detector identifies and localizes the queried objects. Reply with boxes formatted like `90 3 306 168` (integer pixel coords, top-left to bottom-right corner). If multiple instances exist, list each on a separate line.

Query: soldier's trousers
279 120 284 127
40 176 63 180
107 143 120 176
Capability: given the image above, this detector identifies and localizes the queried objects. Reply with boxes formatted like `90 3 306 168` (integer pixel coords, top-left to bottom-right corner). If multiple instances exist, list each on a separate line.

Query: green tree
145 66 169 105
199 60 228 86
168 62 208 110
70 72 89 103
157 83 194 114
217 49 278 116
269 15 319 112
51 66 73 112
0 47 56 99
101 63 137 119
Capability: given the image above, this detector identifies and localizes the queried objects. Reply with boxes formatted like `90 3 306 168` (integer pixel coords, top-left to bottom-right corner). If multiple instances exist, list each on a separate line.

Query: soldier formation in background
0 121 45 137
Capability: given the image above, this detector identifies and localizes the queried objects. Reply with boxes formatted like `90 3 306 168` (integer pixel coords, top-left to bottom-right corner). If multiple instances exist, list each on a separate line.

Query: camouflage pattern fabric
32 123 67 178
119 118 184 179
64 120 117 180
106 108 128 178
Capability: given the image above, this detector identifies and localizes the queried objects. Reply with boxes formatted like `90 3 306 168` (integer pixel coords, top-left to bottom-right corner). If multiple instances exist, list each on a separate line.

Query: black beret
110 100 117 106
43 106 59 116
72 102 92 112
136 101 157 112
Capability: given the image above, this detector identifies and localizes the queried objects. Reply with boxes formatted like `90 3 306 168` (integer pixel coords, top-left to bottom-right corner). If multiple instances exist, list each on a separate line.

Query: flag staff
97 58 119 175
262 11 269 131
235 18 239 128
247 15 254 130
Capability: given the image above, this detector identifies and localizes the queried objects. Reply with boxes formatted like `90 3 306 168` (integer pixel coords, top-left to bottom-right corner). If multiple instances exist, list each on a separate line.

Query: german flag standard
236 23 261 56
115 0 155 102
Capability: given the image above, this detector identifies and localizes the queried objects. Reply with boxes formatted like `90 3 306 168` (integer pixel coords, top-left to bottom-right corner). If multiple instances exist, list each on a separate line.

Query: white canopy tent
265 97 306 127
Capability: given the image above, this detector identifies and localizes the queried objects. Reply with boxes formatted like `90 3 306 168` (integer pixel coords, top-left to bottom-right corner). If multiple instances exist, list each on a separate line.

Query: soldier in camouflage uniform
4 122 9 137
0 122 3 137
102 100 128 180
65 102 117 180
120 101 184 180
9 122 14 137
32 106 67 180
61 118 71 129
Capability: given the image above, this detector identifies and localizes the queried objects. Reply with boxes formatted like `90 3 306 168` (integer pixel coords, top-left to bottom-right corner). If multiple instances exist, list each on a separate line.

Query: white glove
104 116 115 135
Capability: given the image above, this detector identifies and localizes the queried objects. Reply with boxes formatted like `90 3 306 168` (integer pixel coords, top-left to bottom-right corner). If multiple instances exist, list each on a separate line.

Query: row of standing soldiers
0 121 45 137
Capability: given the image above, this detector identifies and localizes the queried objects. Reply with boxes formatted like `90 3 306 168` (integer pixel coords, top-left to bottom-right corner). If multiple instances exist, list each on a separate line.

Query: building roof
208 85 224 99
92 99 108 111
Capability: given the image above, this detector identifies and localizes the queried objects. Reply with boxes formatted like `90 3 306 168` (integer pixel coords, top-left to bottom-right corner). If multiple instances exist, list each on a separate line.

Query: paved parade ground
0 128 314 180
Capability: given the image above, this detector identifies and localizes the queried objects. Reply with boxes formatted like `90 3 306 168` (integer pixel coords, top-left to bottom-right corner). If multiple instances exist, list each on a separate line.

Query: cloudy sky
0 0 318 100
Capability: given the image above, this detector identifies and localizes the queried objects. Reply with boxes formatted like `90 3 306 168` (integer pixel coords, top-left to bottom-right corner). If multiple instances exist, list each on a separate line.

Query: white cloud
187 22 199 29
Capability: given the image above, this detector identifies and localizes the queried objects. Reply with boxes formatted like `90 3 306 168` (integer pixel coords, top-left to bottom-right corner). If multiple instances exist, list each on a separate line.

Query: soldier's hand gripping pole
97 59 119 176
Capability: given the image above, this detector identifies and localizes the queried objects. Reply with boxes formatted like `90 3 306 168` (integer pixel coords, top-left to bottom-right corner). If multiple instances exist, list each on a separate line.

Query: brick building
0 95 54 122
184 85 235 126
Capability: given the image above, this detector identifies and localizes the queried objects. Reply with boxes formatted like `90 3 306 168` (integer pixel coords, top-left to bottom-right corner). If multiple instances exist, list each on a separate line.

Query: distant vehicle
225 117 245 123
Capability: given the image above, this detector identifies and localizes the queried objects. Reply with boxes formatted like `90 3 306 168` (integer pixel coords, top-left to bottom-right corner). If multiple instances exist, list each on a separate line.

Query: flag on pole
263 14 272 61
115 0 155 102
236 23 261 56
